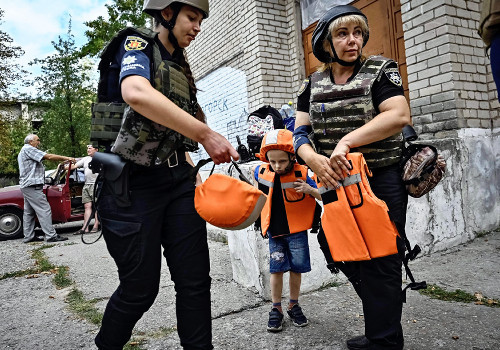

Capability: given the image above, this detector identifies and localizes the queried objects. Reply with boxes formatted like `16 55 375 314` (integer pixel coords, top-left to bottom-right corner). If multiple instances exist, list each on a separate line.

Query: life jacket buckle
167 151 179 167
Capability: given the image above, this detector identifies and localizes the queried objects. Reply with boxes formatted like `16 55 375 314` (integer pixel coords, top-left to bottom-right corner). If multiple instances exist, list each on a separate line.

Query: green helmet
143 0 209 18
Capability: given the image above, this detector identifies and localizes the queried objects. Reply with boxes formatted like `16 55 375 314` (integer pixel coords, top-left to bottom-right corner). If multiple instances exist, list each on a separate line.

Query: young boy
254 129 321 332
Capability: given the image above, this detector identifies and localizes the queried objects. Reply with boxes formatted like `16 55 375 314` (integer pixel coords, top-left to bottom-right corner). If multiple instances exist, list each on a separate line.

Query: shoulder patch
297 78 310 97
384 67 403 87
124 36 148 51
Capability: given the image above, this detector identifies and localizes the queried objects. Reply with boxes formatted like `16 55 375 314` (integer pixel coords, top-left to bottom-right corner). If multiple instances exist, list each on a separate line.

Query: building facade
186 0 499 257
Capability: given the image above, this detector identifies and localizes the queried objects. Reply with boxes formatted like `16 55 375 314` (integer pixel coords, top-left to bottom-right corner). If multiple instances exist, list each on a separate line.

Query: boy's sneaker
267 308 284 332
287 304 309 327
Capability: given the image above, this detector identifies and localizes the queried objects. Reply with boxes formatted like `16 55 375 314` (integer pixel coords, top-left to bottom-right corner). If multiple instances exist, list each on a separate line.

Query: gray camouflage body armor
90 27 198 167
309 55 402 169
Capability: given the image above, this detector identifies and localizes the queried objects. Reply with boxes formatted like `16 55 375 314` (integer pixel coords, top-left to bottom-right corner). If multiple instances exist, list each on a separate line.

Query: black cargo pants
94 161 212 350
338 163 407 350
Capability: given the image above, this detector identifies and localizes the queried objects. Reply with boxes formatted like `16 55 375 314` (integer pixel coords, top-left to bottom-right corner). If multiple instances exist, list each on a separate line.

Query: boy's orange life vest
318 152 399 261
257 163 316 238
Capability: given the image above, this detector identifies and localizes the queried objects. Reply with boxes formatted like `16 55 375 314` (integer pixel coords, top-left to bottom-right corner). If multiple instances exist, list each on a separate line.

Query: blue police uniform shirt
106 33 178 102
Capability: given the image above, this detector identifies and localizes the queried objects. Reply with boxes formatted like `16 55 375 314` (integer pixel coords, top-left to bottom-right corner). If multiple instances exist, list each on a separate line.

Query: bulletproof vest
90 27 198 167
309 56 402 169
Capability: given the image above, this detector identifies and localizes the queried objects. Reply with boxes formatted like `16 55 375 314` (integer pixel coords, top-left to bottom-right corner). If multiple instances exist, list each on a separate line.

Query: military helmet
312 5 369 63
256 129 295 162
143 0 209 18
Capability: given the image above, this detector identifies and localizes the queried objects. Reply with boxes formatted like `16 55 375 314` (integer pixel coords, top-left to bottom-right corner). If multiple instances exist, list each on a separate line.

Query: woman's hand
201 130 239 165
329 141 352 178
306 152 342 189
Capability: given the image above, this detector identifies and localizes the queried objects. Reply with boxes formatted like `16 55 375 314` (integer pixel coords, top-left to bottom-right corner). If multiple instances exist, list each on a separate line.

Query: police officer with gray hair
293 5 411 350
91 0 238 348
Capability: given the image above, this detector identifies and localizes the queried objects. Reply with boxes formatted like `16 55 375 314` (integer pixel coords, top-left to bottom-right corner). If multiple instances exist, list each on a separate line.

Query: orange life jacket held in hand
318 152 399 261
257 163 316 238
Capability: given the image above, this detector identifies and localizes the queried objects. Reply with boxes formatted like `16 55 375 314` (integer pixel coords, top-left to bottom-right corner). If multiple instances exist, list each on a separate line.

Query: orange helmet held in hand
194 161 267 230
255 129 294 162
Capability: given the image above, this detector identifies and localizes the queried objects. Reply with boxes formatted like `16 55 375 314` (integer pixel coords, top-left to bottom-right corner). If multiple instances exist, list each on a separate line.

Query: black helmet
312 5 369 63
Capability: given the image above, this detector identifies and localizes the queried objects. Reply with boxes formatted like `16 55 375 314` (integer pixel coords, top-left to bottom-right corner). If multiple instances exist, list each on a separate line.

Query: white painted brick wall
185 0 304 156
401 0 498 134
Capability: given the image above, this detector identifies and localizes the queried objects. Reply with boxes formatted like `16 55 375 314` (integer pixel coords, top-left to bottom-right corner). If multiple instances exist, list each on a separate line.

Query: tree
30 19 95 162
81 0 149 57
0 112 31 177
0 9 27 98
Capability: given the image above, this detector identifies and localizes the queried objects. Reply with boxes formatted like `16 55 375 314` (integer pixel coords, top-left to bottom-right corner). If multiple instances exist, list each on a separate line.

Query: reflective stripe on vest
318 152 399 261
257 163 316 238
90 27 198 167
309 55 402 169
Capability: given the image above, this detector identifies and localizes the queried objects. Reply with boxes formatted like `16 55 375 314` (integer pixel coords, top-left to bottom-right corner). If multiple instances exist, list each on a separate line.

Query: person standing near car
67 144 101 234
18 134 75 243
292 5 411 350
91 1 238 349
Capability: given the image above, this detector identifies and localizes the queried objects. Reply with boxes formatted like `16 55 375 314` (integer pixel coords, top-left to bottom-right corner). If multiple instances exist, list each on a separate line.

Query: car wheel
0 208 23 241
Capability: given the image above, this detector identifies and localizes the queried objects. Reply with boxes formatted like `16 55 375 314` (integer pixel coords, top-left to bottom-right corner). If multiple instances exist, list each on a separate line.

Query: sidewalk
0 225 498 349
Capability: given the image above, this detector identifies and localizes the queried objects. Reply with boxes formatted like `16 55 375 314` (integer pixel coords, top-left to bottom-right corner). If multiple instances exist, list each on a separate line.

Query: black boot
346 335 371 350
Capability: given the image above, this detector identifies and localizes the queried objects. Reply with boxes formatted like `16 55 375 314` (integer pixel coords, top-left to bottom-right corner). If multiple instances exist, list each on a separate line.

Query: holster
89 152 131 207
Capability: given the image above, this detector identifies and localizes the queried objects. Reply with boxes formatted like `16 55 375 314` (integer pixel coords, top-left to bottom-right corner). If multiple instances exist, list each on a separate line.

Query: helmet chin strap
159 11 182 55
328 38 359 67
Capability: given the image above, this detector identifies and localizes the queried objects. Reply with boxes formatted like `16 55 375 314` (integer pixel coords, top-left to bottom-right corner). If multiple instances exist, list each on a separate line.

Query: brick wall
401 0 499 137
186 0 303 151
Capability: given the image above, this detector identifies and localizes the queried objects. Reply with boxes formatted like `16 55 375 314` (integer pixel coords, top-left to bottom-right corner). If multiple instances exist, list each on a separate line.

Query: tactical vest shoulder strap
360 55 396 82
100 27 162 71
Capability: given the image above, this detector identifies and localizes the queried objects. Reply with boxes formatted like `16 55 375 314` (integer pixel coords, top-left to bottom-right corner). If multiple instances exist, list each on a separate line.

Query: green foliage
30 19 95 160
0 9 27 97
0 113 31 177
81 0 150 57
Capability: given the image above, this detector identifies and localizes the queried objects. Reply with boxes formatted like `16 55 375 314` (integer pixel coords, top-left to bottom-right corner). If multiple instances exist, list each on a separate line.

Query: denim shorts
268 231 311 273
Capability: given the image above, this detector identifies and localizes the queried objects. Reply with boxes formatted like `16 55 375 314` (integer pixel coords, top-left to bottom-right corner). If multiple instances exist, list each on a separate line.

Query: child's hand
293 179 311 194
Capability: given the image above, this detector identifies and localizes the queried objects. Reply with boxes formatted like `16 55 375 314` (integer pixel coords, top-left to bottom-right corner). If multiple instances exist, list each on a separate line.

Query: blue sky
2 0 111 95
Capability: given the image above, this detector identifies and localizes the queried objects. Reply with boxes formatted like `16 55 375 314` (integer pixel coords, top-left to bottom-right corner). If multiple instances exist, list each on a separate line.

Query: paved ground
0 223 499 350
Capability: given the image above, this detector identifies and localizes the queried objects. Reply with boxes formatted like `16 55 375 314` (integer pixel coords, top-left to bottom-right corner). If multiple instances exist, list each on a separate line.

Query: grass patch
0 244 56 280
0 267 41 280
319 281 342 290
149 326 177 339
419 284 499 307
66 288 104 325
124 337 147 350
31 244 56 271
53 266 72 288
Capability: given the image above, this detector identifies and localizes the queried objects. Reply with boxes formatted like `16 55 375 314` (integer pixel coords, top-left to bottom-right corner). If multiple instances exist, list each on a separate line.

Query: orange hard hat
194 162 267 230
255 129 294 162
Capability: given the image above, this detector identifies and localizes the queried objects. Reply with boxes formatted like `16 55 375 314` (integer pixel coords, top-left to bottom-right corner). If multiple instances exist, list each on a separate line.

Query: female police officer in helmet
93 0 239 349
293 4 411 350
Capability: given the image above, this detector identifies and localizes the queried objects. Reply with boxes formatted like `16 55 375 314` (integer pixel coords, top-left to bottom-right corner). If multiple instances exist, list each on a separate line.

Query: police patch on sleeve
124 36 148 51
297 78 310 97
384 68 403 87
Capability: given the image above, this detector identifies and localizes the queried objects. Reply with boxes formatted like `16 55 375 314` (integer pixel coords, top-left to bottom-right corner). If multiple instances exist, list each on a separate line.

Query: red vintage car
0 164 86 240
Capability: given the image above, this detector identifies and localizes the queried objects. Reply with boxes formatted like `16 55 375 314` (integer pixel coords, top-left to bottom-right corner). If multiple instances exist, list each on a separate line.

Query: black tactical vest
90 27 198 167
309 56 402 169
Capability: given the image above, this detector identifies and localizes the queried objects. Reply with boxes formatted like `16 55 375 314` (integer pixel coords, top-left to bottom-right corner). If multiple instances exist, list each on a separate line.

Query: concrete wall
400 0 500 252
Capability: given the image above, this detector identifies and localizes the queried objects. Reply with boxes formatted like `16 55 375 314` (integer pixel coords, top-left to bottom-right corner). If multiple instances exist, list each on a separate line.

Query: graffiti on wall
189 67 249 168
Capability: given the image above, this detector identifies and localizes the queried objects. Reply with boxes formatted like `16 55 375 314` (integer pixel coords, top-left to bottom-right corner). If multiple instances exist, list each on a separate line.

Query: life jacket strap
400 239 427 302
